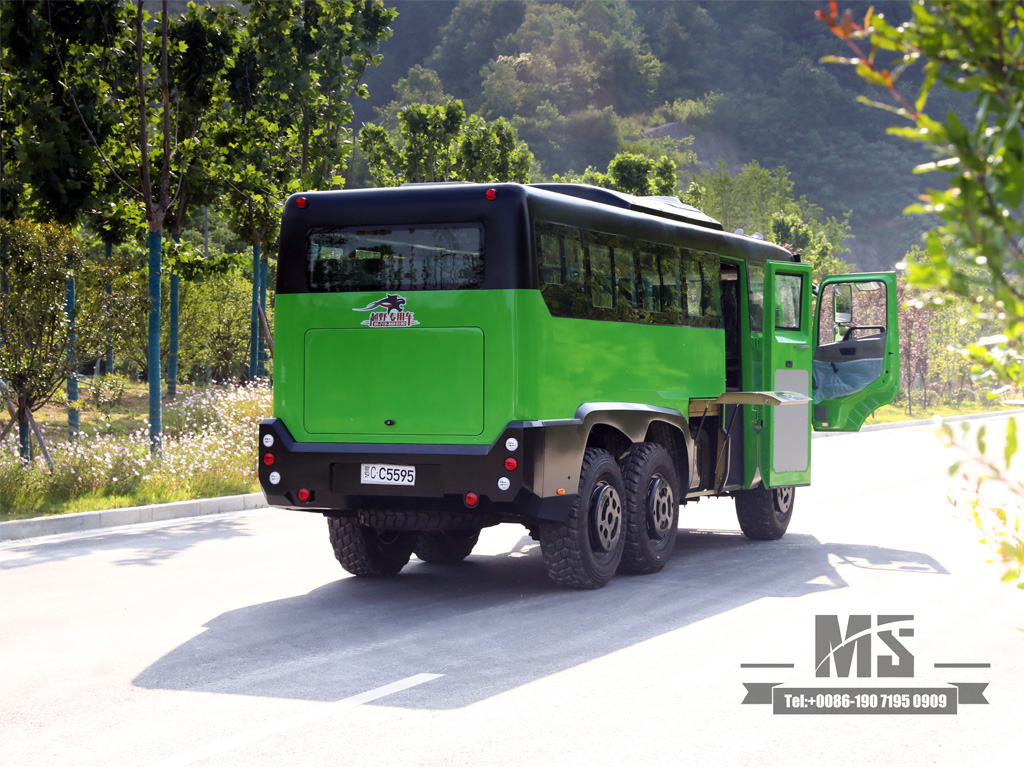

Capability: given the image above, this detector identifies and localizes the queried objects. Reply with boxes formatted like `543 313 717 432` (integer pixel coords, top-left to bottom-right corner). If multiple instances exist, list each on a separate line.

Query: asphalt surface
0 416 1021 767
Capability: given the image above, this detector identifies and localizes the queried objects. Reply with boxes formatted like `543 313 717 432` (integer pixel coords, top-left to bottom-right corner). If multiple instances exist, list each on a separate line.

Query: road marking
149 673 443 768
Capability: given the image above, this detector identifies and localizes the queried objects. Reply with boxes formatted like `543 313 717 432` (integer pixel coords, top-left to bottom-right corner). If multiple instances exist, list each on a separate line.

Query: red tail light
464 492 479 508
504 457 518 471
263 453 275 466
297 488 311 502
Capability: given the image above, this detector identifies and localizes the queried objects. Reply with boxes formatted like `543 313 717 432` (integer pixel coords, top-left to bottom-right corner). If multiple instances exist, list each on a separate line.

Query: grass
0 378 271 522
863 400 1019 426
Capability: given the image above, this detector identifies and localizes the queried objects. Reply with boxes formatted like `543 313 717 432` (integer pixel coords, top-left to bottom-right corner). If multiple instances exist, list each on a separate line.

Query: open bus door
811 273 900 432
761 261 815 488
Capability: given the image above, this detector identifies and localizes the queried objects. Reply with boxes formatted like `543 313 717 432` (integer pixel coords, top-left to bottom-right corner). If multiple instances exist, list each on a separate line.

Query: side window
817 280 888 345
683 252 703 318
774 274 803 331
661 249 681 315
532 220 722 329
638 248 661 313
614 245 637 310
564 233 585 288
747 262 765 333
590 243 613 309
539 234 562 285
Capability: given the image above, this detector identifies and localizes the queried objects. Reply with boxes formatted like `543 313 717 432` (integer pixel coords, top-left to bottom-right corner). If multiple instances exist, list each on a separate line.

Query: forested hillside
356 0 964 270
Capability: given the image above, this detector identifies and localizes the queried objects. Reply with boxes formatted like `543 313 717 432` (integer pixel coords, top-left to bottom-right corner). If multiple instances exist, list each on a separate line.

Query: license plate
360 463 416 486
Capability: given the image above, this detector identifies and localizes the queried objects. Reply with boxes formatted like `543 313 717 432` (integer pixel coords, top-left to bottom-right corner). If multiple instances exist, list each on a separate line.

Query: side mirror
834 283 853 325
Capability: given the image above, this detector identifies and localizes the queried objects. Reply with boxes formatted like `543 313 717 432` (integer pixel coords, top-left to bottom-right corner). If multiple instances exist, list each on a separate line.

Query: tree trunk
167 233 180 398
66 264 79 439
249 241 261 380
147 228 163 453
257 251 268 378
104 240 114 375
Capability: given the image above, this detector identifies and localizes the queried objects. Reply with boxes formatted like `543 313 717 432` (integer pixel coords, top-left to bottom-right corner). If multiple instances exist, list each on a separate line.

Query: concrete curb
0 492 267 542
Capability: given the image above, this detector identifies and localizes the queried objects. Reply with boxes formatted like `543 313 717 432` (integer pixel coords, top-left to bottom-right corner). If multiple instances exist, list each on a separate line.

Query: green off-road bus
259 182 899 589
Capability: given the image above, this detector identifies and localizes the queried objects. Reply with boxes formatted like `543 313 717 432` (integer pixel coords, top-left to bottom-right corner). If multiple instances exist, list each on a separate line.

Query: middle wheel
618 442 680 574
538 447 626 589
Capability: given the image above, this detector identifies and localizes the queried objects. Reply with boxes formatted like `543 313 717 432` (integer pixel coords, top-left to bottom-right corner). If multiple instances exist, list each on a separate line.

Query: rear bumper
257 418 575 523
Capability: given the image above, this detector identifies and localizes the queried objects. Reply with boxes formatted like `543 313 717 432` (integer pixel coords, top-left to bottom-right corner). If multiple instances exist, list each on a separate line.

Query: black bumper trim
258 418 575 523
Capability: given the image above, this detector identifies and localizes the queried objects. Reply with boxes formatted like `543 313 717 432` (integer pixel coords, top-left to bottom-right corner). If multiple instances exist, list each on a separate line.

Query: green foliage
360 101 532 185
0 220 144 422
553 151 679 199
87 373 129 415
608 153 655 196
821 0 1024 588
373 65 453 132
696 159 853 279
112 259 254 385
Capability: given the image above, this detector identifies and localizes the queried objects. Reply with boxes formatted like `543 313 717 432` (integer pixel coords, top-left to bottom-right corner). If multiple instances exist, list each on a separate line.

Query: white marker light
497 477 511 491
269 471 281 485
263 434 275 448
505 437 519 452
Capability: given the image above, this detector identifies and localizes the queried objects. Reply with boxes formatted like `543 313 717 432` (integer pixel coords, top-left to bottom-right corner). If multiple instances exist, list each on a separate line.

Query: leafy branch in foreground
941 418 1024 589
819 0 1024 589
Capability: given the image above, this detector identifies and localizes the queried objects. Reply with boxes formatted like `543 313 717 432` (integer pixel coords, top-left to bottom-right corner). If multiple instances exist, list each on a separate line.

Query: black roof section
530 183 724 231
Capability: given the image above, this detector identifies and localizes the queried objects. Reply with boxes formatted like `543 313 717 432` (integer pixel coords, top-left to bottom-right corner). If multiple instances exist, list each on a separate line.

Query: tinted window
747 262 765 333
774 274 803 331
308 225 484 292
533 220 723 328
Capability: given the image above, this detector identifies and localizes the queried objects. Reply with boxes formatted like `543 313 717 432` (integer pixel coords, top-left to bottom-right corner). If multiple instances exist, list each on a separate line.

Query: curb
0 492 267 543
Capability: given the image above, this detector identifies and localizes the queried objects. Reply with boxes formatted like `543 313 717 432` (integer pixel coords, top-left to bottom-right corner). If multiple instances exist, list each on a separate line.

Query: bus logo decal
353 293 420 327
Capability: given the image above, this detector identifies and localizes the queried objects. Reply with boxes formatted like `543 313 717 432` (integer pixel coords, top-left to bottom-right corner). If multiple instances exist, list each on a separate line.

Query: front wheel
538 447 626 589
734 485 795 540
327 516 415 576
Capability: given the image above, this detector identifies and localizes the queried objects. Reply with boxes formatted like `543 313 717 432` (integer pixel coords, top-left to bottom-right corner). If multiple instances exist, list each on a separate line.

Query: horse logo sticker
353 293 420 327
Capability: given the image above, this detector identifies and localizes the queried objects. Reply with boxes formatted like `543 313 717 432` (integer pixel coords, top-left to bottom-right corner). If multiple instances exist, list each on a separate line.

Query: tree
222 0 395 381
608 153 655 196
1 0 135 437
552 151 677 197
819 0 1024 587
164 1 241 397
360 101 532 186
0 220 145 461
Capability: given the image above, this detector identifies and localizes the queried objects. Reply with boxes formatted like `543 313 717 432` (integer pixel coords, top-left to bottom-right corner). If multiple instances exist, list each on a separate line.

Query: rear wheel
539 448 626 589
413 530 480 563
327 516 415 576
734 485 795 540
618 442 679 574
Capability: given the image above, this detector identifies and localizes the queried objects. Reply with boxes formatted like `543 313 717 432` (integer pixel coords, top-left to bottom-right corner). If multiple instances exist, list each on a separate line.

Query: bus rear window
308 225 484 292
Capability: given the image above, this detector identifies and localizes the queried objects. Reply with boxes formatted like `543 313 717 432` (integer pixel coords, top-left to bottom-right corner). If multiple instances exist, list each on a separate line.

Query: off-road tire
734 485 795 540
327 516 415 576
618 442 679 574
413 530 481 563
538 447 626 589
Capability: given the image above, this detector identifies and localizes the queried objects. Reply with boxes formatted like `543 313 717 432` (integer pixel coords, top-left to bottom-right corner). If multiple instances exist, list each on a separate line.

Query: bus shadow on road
132 528 948 707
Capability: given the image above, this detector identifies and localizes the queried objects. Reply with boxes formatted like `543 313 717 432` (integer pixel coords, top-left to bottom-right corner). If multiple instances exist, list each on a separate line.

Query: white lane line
150 673 443 768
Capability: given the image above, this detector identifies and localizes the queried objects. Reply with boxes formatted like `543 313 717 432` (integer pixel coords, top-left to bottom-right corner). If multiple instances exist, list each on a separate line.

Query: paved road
1 420 1020 767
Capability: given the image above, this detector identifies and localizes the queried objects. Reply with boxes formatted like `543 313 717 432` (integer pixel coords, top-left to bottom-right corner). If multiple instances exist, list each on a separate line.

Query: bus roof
530 183 724 231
